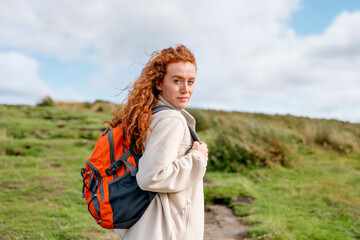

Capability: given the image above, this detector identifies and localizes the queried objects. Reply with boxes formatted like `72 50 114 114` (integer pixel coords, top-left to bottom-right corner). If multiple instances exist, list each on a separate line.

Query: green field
0 102 359 239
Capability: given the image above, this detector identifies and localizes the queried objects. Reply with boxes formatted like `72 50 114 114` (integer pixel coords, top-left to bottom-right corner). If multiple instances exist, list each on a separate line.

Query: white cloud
0 52 55 104
0 52 87 104
0 0 359 122
190 9 360 123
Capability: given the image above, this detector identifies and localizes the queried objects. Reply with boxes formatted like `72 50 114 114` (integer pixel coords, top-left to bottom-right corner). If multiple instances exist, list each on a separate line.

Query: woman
108 45 208 240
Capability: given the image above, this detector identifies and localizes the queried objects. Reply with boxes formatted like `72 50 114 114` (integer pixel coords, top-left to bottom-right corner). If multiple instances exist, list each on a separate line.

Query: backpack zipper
86 160 104 201
96 171 104 201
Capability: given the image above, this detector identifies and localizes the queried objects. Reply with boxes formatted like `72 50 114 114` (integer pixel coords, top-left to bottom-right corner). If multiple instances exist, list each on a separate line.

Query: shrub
83 102 92 109
303 120 358 154
37 96 55 107
186 108 213 131
207 128 266 172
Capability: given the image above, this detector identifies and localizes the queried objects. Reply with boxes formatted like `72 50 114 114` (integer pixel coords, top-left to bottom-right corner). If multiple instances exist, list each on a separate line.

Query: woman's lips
178 97 189 101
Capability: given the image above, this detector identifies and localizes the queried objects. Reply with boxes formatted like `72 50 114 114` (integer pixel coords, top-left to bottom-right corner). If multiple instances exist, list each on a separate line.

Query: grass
0 104 111 240
0 102 360 239
205 151 360 239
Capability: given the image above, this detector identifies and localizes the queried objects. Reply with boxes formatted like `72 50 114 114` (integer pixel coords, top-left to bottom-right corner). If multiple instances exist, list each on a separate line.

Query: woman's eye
174 79 180 83
188 80 194 85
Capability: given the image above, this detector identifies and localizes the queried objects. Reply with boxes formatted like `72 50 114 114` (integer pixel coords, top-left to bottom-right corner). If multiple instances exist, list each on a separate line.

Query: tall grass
188 109 360 171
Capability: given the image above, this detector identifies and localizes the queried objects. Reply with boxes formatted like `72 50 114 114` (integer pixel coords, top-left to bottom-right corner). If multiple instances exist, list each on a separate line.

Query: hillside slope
0 103 359 239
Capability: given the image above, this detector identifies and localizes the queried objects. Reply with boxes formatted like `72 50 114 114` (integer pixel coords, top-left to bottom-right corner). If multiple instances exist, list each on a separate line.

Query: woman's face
156 61 196 109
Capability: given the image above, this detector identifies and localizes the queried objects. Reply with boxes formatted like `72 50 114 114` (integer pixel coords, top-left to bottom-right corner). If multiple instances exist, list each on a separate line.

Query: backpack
81 105 200 229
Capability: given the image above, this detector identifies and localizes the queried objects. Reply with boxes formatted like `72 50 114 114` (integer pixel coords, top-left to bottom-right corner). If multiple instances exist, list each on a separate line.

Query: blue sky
291 0 360 35
1 0 360 122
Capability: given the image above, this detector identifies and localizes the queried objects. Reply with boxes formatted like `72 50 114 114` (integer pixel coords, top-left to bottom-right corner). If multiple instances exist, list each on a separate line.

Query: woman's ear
155 81 162 91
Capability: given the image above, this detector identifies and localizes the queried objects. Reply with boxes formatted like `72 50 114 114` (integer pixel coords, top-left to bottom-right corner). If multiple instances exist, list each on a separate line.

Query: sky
0 0 360 123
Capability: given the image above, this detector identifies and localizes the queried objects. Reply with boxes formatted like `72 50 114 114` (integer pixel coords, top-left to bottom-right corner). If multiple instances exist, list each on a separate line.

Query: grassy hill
0 101 359 239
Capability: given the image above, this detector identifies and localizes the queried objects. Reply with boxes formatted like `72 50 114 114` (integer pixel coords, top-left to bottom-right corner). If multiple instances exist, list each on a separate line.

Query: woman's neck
158 95 180 110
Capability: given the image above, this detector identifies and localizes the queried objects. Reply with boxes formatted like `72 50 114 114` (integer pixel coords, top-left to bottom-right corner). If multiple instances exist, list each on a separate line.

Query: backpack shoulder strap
152 105 173 114
106 129 119 179
186 122 200 142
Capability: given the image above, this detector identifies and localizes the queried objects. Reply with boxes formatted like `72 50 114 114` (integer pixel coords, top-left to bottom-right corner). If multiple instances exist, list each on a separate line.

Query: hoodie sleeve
136 115 207 193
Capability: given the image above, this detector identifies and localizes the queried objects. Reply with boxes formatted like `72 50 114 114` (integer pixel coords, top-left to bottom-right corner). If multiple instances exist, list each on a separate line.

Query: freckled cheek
175 86 182 93
189 86 194 95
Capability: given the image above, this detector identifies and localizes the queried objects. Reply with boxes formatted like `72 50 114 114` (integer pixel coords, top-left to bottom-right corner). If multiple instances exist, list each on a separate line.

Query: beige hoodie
115 96 208 240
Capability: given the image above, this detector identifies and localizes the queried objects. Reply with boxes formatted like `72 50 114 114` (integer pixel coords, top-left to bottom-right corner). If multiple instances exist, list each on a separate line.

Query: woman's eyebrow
171 74 185 79
171 74 195 80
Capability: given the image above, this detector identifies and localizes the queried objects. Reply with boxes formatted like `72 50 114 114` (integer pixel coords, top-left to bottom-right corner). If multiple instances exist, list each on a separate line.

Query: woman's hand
192 141 208 159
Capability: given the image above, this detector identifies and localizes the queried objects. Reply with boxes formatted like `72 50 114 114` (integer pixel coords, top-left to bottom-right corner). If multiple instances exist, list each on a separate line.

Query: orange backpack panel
81 126 155 229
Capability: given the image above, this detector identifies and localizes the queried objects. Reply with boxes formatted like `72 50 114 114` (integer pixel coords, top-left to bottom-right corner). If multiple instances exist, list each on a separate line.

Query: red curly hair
105 45 196 154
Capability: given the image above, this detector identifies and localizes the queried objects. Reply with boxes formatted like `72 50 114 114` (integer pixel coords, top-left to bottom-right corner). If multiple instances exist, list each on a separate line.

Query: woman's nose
181 82 189 93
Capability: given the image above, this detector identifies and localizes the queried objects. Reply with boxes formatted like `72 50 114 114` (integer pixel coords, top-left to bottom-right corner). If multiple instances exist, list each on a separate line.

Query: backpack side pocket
108 174 156 229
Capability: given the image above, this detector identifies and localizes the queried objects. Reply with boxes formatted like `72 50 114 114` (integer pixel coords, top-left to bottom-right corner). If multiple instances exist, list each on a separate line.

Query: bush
83 102 92 109
187 108 213 131
303 120 358 154
37 96 55 107
197 111 298 171
207 129 265 172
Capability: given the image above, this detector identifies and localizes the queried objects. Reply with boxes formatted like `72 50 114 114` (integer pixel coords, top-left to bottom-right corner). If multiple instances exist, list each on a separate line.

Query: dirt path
102 204 250 240
204 205 250 240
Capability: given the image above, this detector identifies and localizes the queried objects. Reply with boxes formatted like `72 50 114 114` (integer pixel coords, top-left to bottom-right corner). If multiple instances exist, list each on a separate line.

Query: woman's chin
176 102 188 109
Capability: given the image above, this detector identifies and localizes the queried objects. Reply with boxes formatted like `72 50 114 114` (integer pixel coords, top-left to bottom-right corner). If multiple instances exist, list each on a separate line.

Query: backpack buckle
105 168 112 176
106 160 124 176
